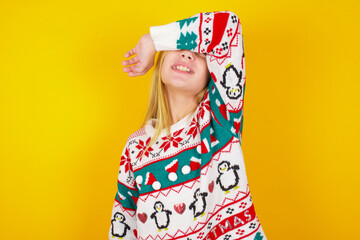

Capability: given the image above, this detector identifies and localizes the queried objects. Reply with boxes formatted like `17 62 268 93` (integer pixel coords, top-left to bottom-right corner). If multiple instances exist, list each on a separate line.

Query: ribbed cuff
149 22 180 51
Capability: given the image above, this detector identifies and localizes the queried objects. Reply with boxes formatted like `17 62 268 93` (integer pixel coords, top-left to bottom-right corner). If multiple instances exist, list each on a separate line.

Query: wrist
145 33 156 54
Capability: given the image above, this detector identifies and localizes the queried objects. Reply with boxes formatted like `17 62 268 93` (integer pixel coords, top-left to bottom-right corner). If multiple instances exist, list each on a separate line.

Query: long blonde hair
140 51 210 159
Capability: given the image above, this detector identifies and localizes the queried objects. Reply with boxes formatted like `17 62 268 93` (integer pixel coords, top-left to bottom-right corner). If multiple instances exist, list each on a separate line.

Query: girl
109 11 267 240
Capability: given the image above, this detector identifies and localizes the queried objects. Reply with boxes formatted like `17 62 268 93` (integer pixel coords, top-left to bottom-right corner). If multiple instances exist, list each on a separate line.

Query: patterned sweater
109 11 267 240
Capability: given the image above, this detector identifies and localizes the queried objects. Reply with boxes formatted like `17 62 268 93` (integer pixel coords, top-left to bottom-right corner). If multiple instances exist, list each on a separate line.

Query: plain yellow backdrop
1 0 359 239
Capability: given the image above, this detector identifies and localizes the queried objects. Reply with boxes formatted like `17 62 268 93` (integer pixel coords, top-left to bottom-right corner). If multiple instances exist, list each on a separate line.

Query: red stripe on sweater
207 12 230 53
199 12 203 53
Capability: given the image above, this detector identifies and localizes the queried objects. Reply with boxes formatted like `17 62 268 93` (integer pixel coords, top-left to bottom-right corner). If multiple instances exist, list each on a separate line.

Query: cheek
160 64 170 83
160 56 173 83
199 68 210 87
192 71 209 91
200 60 209 84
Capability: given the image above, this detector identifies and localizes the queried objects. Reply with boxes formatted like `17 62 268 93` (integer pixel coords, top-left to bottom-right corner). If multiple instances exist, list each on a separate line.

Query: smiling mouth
171 64 195 74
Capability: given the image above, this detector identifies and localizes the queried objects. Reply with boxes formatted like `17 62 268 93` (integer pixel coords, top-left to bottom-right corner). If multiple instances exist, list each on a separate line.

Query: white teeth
175 65 190 73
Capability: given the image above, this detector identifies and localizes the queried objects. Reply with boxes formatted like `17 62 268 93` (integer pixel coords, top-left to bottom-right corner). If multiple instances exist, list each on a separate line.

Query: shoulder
118 126 150 164
128 126 148 142
123 125 151 150
123 125 151 153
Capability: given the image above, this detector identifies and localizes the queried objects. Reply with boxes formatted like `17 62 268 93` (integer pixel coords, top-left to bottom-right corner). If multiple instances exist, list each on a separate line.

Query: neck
165 87 198 125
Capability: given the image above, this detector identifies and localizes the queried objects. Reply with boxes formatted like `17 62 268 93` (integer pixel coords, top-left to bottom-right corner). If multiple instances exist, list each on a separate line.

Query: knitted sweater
109 11 267 240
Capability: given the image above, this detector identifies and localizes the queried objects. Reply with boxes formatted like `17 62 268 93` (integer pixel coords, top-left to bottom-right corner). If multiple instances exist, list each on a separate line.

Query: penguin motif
216 160 240 194
189 188 208 221
150 201 172 231
111 212 130 238
220 65 243 99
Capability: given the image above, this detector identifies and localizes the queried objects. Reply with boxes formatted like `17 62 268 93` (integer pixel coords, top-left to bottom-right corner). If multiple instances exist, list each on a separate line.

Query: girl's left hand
122 33 157 77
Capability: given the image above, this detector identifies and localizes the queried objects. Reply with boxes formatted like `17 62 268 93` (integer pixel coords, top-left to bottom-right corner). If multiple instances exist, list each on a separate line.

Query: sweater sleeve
150 11 246 143
108 141 138 240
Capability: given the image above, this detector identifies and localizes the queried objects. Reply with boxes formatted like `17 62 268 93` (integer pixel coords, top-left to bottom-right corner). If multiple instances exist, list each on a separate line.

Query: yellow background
1 0 359 239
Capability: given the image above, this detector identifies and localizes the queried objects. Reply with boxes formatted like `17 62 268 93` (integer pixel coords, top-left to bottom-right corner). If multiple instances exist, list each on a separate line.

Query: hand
122 33 157 77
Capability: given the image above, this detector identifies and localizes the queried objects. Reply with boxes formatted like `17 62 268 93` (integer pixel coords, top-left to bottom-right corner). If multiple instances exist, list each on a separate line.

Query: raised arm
149 11 246 143
108 142 138 239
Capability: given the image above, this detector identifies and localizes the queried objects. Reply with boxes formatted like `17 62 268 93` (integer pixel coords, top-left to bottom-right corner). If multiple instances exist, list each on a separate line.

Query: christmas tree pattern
177 16 198 29
176 31 198 51
254 232 264 240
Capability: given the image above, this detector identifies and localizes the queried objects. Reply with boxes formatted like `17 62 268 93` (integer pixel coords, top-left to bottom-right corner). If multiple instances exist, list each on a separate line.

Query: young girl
109 11 267 240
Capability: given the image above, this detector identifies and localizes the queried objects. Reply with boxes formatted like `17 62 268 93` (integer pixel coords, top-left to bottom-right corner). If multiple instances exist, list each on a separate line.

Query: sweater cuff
149 22 180 52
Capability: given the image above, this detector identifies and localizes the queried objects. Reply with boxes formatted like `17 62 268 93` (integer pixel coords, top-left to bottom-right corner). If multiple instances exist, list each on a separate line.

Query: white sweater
109 10 267 240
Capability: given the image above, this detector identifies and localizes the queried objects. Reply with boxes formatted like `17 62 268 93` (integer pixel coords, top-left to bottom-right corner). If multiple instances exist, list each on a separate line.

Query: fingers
124 48 136 58
128 72 144 77
122 47 148 77
122 65 146 77
122 67 131 73
122 65 135 73
122 55 139 66
122 64 142 75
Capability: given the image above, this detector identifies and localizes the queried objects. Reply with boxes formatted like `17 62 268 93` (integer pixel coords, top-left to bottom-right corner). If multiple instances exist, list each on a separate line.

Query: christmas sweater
109 11 267 240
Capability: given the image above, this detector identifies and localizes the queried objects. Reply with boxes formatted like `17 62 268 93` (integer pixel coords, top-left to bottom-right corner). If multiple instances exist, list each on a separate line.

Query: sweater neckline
144 111 195 138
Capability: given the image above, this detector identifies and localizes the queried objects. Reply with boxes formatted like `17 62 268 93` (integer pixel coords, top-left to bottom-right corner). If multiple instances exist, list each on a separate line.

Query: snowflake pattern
187 117 200 139
196 93 210 120
159 128 184 152
136 137 154 160
120 147 132 173
127 111 203 162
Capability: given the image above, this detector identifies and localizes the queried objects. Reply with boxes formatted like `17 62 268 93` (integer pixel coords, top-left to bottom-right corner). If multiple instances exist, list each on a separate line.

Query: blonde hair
139 51 210 159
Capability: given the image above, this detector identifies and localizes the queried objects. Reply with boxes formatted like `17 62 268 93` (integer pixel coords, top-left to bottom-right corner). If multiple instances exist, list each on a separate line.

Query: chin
166 81 190 91
171 83 189 90
170 76 189 85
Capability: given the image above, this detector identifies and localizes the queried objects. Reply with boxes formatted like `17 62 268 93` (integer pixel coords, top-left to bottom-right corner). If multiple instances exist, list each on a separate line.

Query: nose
180 50 195 61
